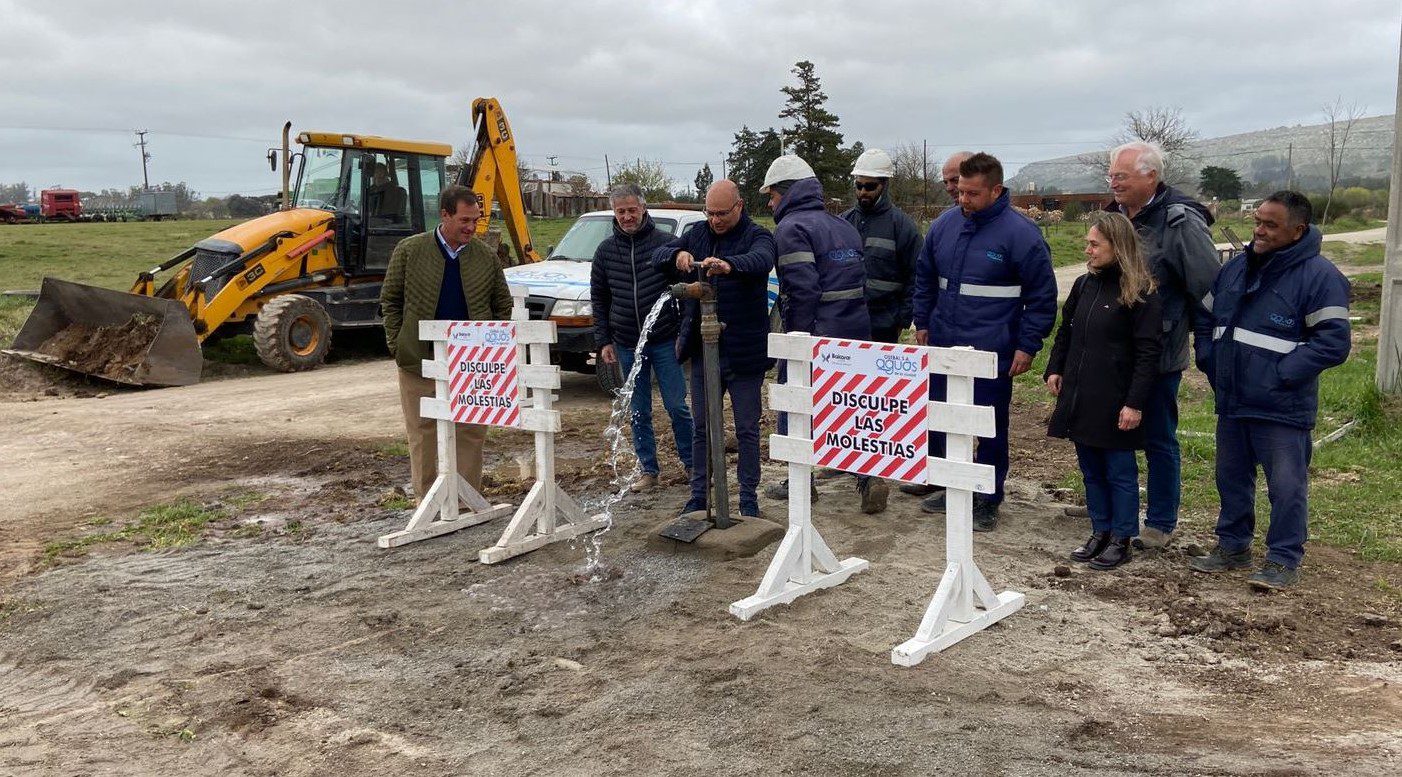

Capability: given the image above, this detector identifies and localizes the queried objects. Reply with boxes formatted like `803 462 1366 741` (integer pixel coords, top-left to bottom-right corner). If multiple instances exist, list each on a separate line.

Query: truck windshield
295 147 345 210
549 216 677 261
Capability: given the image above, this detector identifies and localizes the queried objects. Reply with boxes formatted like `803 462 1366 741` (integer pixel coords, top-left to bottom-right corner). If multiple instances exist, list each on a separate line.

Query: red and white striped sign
811 339 928 484
445 321 521 428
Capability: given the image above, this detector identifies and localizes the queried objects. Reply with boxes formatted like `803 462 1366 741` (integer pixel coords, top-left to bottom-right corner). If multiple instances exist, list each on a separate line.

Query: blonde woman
1044 212 1163 569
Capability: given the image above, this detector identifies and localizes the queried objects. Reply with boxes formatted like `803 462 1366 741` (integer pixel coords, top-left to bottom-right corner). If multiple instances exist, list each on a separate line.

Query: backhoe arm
458 97 541 264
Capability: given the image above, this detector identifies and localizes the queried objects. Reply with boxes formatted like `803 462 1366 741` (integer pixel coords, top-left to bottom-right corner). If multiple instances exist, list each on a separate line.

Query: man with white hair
1104 140 1222 549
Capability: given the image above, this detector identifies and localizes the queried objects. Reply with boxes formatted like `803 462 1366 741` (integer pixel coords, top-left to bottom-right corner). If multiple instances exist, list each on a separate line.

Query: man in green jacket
381 185 513 502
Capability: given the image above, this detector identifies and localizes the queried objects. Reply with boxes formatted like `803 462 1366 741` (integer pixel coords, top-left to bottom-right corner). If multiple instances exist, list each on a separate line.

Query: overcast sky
2 0 1399 199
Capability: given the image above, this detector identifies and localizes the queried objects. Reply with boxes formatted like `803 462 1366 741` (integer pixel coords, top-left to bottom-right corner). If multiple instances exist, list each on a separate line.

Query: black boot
1089 535 1133 570
1070 531 1111 563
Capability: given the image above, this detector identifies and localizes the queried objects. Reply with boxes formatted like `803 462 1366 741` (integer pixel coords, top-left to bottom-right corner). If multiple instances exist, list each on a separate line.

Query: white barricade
378 287 607 561
731 332 1024 666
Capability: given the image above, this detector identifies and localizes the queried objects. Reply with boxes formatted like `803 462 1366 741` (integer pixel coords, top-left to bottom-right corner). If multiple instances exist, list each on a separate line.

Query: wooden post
730 332 869 620
1377 19 1402 393
891 347 1024 666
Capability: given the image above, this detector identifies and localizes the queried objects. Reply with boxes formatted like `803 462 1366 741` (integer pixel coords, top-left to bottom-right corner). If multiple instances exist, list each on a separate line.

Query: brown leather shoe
630 473 658 493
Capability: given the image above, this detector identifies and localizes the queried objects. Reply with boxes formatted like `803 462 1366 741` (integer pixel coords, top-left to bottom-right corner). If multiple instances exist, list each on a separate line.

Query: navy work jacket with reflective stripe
773 177 871 340
911 190 1058 371
1194 225 1351 429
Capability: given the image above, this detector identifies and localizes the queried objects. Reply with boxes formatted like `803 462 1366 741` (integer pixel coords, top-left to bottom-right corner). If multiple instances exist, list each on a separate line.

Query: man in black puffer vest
841 148 922 344
591 184 694 492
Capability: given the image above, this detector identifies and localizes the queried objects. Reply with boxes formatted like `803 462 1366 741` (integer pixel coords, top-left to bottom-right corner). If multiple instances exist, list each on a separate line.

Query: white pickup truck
504 208 779 392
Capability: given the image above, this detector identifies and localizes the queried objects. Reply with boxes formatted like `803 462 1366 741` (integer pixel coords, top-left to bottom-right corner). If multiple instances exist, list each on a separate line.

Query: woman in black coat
1044 212 1162 570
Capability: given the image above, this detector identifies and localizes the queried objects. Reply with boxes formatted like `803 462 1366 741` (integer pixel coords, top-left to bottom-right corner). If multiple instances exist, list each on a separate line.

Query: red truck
1 189 84 223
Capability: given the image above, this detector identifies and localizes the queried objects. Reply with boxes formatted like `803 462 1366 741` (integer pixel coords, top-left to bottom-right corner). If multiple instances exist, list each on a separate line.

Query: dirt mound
0 353 109 401
35 314 161 383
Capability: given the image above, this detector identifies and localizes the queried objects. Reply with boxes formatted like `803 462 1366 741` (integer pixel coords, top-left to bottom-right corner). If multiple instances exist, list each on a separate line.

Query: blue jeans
1074 443 1141 538
928 372 1013 505
1214 417 1312 569
689 363 763 508
1142 370 1183 533
618 341 694 476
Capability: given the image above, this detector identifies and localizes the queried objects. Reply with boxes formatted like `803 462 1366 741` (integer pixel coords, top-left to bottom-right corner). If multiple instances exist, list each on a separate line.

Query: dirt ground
1 354 1400 776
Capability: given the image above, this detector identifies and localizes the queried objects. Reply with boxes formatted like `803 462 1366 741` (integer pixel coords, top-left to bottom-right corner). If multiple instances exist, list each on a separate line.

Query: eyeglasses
704 202 739 218
1105 173 1133 184
853 181 882 192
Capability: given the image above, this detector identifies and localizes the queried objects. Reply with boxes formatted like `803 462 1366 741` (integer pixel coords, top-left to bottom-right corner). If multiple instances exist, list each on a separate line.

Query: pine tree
727 126 783 211
778 60 858 197
693 163 714 199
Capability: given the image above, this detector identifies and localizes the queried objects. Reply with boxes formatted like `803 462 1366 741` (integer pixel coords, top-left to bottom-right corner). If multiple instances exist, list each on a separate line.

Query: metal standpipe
671 281 732 529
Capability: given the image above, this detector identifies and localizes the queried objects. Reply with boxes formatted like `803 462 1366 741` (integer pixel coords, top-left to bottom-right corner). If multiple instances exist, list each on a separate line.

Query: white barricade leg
479 338 606 564
379 339 514 548
730 338 868 620
891 371 1023 666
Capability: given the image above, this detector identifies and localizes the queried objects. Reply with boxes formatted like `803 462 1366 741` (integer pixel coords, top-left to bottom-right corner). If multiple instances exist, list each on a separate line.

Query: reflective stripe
1304 305 1349 327
1213 326 1226 340
820 288 865 301
866 278 903 292
864 237 897 251
936 275 1019 298
959 282 1022 299
776 251 815 267
1201 291 1214 312
1232 328 1300 354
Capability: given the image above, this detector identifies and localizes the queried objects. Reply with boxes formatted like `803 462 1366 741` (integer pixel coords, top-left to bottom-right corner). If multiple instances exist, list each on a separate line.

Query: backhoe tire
254 294 332 372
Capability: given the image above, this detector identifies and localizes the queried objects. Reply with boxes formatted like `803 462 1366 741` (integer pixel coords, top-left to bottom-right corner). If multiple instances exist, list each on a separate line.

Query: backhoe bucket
4 277 202 387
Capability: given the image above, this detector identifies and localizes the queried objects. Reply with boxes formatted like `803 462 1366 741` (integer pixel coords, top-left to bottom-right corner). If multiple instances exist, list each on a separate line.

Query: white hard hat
760 154 816 193
851 148 895 178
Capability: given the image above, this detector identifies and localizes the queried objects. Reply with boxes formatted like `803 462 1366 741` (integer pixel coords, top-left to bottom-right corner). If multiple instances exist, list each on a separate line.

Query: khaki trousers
397 368 488 501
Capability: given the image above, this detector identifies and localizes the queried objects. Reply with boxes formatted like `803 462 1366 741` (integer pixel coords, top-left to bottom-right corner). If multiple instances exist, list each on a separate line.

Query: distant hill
1007 115 1395 195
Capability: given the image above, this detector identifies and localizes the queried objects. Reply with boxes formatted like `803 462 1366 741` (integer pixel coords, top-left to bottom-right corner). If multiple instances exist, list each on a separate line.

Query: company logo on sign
874 353 922 378
819 351 853 365
485 328 512 345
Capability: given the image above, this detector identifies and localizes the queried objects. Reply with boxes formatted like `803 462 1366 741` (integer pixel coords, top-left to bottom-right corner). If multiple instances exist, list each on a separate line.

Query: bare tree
1079 106 1200 187
886 142 941 209
1321 97 1366 224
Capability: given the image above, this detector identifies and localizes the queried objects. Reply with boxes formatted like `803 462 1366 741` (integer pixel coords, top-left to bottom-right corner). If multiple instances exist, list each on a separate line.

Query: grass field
0 216 581 343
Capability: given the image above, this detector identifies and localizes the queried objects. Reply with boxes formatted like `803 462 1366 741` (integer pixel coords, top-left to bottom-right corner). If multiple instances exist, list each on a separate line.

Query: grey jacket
1108 184 1222 373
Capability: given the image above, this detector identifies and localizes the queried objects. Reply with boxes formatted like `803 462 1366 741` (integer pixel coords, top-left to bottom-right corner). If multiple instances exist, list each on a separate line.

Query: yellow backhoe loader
5 97 538 387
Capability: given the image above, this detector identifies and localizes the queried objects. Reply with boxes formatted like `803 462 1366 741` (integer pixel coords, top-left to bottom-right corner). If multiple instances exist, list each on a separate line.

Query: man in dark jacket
909 152 1058 530
652 179 775 518
842 148 922 343
591 183 694 492
1105 141 1222 549
1189 191 1350 590
760 155 887 514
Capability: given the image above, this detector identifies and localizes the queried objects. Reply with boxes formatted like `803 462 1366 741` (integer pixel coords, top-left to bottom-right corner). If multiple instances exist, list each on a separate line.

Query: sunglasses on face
853 181 882 192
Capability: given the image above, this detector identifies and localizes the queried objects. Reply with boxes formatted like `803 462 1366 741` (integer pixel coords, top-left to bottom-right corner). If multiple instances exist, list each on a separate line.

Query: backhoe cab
7 97 538 387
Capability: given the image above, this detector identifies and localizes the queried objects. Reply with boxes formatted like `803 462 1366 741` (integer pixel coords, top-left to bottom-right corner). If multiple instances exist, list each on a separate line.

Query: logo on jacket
985 250 1005 263
825 248 863 264
1268 313 1296 327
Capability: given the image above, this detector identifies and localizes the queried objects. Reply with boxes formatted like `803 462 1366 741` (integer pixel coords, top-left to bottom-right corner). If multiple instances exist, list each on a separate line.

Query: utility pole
133 130 151 191
720 154 727 180
1286 143 1294 190
1376 20 1402 392
604 154 612 187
